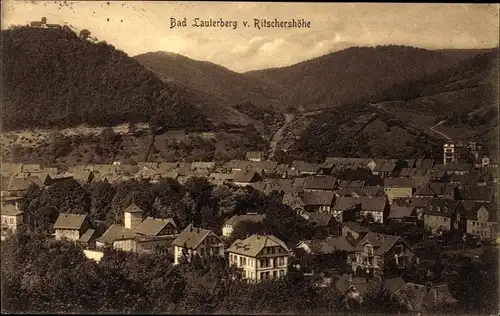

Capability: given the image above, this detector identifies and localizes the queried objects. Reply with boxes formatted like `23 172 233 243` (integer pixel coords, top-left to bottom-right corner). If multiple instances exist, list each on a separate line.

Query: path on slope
268 113 295 159
430 120 453 141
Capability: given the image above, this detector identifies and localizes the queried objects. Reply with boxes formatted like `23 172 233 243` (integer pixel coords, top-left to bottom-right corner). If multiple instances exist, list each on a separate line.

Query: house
342 221 370 241
297 236 354 258
190 161 216 172
307 212 340 235
4 176 43 197
224 160 252 172
435 163 473 175
246 151 265 162
248 161 278 174
53 213 92 242
351 232 414 278
335 274 378 304
395 282 458 312
372 160 397 178
332 197 389 223
423 199 463 232
0 162 23 177
1 204 24 240
228 234 291 282
461 201 497 240
291 161 322 175
331 197 363 221
222 213 266 237
207 172 234 186
303 175 338 192
383 178 414 204
282 192 306 217
303 191 336 213
232 170 262 187
458 185 495 203
72 170 95 184
134 217 178 237
172 225 224 265
413 182 458 199
388 204 418 224
96 224 138 250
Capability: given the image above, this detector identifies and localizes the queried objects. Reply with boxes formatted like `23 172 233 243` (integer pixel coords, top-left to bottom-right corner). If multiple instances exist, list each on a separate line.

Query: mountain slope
245 45 487 111
1 26 210 131
134 52 284 109
292 50 499 161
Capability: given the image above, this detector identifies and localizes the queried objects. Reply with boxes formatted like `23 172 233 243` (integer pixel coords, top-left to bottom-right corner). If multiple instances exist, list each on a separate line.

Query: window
279 270 284 277
279 257 284 266
9 218 13 224
270 247 275 254
243 257 247 266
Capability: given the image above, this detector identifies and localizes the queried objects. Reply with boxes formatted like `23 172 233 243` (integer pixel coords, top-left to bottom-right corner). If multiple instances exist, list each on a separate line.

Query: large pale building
1 204 24 240
227 234 291 282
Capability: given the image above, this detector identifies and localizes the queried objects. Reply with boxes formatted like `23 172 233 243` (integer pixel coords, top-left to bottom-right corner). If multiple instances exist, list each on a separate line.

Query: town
1 138 498 313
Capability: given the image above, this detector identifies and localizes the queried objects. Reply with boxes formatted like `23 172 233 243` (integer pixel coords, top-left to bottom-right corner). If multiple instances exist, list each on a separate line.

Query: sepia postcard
1 1 499 315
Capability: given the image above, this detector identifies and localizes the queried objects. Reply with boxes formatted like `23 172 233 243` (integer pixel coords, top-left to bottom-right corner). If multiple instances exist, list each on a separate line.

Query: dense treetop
1 26 210 131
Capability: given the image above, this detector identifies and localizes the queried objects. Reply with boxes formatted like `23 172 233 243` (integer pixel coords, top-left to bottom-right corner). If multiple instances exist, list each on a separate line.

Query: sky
2 1 499 72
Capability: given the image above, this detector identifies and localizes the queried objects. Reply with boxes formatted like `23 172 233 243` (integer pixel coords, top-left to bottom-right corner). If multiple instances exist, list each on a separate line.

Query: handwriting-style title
170 18 312 30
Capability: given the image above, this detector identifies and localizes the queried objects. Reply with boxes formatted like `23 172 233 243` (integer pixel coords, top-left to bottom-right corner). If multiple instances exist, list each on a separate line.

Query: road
268 113 295 159
430 120 452 141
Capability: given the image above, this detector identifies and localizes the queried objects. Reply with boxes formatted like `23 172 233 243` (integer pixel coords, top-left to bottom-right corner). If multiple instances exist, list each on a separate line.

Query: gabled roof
21 164 41 173
342 221 369 234
383 277 407 296
225 160 252 170
123 202 144 214
134 217 177 236
304 175 337 190
355 232 404 255
334 196 387 212
335 274 378 294
460 201 490 221
359 186 386 197
96 224 138 245
303 191 335 206
298 236 354 254
225 213 266 227
282 192 305 209
389 205 416 219
338 180 365 189
414 182 457 197
1 204 23 216
233 170 261 183
307 212 336 226
248 160 278 172
246 151 265 160
436 164 473 172
172 225 220 249
228 234 289 257
333 197 362 211
7 176 42 191
397 282 458 311
0 163 23 176
291 161 322 173
78 228 96 243
406 197 432 209
424 199 461 217
53 213 87 230
458 185 494 202
190 161 216 170
384 177 414 189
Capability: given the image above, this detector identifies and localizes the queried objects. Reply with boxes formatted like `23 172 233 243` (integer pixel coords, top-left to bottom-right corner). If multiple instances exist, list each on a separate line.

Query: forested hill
245 45 487 111
292 50 499 161
134 52 284 109
1 26 210 131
